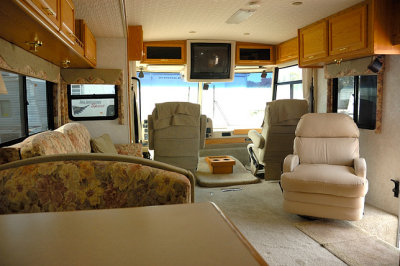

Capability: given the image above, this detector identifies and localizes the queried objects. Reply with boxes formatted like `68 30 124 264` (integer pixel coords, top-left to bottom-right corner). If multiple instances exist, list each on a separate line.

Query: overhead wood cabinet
59 0 75 44
236 42 275 65
276 37 298 64
298 20 328 65
299 0 400 66
76 19 97 66
0 0 93 68
127 25 143 61
27 0 61 30
141 41 186 64
329 5 367 56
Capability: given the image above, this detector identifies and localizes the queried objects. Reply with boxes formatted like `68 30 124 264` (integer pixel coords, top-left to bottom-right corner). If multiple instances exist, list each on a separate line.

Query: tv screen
186 41 235 82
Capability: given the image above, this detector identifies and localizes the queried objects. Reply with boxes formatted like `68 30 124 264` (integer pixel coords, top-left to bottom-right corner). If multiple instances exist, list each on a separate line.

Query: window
332 75 377 129
273 65 303 100
201 72 273 130
138 72 198 123
0 70 53 146
67 84 118 120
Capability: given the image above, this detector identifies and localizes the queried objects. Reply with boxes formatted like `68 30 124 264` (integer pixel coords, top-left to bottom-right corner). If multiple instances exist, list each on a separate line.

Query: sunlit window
138 72 198 123
0 70 53 146
201 72 273 130
333 75 377 129
67 84 118 120
274 65 303 100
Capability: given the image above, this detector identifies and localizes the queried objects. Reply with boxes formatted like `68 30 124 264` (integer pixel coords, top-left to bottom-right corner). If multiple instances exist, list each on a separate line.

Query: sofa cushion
20 131 76 159
281 164 368 197
55 123 91 153
0 144 21 164
90 134 118 154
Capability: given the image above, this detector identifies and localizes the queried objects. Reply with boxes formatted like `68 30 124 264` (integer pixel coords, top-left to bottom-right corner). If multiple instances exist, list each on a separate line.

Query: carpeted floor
194 180 399 266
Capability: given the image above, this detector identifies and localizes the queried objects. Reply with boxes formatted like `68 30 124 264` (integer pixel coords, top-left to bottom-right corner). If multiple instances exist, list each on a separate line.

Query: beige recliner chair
148 102 206 173
247 99 308 180
281 113 369 221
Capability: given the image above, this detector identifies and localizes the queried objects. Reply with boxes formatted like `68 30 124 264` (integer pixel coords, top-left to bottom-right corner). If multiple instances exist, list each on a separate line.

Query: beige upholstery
247 99 308 180
148 102 206 173
281 113 369 221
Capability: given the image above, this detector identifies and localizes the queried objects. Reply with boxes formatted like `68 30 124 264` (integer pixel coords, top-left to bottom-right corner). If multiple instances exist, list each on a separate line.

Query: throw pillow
90 134 118 154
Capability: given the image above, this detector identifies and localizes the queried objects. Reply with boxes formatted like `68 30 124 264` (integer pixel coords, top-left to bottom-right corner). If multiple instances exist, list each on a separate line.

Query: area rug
195 156 260 187
295 220 400 266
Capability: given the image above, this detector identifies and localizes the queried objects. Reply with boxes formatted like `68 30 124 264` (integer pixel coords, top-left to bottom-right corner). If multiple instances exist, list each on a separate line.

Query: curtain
302 68 318 113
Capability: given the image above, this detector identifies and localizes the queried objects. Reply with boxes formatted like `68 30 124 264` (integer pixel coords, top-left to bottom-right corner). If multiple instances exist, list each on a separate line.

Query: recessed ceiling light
292 1 303 5
244 33 250 35
189 30 196 34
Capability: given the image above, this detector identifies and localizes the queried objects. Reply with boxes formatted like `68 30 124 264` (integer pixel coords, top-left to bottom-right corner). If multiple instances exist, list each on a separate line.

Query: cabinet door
142 41 186 64
30 0 61 30
329 5 367 56
277 37 298 63
235 42 274 65
60 0 74 44
84 24 96 66
299 20 328 63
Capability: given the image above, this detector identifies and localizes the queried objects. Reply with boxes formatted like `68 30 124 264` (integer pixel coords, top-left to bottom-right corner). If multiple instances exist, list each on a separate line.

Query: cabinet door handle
307 55 314 59
339 47 347 51
43 7 55 16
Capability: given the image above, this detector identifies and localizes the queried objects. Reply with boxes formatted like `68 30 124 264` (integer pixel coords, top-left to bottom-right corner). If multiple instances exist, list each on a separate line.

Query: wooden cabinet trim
127 25 143 61
59 0 75 44
26 0 61 31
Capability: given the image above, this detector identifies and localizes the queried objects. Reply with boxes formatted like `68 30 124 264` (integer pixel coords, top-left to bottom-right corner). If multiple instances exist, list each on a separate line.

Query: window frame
272 65 303 100
67 84 119 121
0 70 54 147
332 75 377 130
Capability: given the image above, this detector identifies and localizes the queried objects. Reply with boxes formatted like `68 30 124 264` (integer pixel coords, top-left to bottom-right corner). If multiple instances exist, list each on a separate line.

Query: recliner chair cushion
281 164 368 197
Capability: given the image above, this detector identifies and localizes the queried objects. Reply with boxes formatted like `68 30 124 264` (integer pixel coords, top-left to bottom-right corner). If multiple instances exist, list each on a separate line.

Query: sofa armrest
354 158 367 178
248 130 265 149
114 143 143 158
283 154 299 173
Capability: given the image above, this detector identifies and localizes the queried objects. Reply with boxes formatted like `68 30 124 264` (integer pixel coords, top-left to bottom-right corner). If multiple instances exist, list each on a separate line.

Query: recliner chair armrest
354 158 367 178
199 115 207 149
283 154 299 173
248 130 265 149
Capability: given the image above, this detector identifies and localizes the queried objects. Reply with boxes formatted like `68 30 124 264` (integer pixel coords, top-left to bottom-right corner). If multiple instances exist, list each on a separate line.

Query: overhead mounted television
185 40 236 82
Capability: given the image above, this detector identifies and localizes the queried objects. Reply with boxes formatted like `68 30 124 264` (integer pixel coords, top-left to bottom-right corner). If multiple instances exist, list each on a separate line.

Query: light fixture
61 59 71 68
138 67 144 78
368 55 383 73
261 70 267 78
226 9 256 24
203 83 209 90
25 40 43 52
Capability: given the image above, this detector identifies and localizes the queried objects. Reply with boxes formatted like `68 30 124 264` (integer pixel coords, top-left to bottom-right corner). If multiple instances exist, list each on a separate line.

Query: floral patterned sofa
0 123 195 214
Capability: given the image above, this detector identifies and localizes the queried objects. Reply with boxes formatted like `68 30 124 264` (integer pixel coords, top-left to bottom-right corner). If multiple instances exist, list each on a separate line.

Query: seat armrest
148 115 154 150
114 143 143 158
283 154 299 173
199 115 207 149
354 158 367 178
248 130 265 149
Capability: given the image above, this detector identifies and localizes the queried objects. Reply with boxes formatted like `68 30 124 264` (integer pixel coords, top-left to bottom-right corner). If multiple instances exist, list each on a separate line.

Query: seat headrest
267 99 308 125
296 113 359 138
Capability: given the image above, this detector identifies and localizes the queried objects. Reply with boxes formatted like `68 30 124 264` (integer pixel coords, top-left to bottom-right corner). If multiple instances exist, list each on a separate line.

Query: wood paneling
127 25 143 61
276 37 298 64
76 19 97 66
392 0 400 45
233 128 261 135
205 137 250 145
329 5 367 56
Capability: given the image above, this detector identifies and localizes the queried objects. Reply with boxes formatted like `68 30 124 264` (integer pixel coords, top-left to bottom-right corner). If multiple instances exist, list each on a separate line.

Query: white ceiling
75 0 363 44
